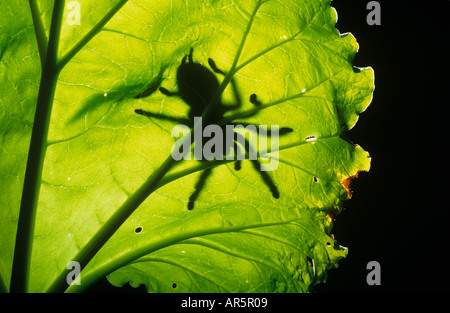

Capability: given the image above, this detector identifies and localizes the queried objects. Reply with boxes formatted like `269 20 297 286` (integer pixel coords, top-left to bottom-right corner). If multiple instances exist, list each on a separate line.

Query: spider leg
208 58 225 75
249 93 262 106
134 67 166 99
135 109 190 125
247 95 294 136
227 79 242 110
188 47 194 63
241 93 264 120
180 48 195 65
134 86 158 99
231 122 293 136
159 87 180 97
234 132 280 199
188 167 213 210
208 58 242 110
250 159 280 198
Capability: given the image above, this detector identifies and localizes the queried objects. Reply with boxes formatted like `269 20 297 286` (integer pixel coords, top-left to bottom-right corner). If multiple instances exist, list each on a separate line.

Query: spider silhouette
135 48 292 210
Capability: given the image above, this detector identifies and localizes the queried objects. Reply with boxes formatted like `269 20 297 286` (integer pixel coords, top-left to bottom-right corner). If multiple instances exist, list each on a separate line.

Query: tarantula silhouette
135 48 292 210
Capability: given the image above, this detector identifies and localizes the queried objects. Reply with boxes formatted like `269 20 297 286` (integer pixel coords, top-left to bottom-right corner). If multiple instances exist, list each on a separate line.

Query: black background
315 0 449 293
86 0 450 294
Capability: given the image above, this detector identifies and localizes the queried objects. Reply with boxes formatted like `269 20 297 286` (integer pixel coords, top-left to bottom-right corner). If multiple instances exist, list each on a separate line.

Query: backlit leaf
0 0 373 293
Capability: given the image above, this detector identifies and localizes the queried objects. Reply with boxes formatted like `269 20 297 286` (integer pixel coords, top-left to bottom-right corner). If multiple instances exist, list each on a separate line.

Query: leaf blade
0 0 374 293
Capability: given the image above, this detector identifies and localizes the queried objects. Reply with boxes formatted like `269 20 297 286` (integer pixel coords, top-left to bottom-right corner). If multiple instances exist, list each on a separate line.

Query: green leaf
0 0 373 293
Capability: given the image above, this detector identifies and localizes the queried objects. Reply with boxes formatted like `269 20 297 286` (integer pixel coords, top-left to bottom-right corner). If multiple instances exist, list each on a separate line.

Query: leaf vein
131 258 233 292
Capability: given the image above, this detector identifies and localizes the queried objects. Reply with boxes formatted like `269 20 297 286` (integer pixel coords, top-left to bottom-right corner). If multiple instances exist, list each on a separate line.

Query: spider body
135 48 292 210
157 49 231 128
175 51 220 122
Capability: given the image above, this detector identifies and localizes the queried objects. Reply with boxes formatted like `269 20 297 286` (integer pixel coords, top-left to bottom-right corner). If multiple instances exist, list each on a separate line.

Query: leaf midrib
11 0 130 293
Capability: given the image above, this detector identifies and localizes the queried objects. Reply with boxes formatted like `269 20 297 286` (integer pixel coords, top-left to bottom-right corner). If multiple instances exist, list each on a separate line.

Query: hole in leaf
135 227 143 233
172 283 177 289
326 241 331 247
305 135 316 142
307 256 313 267
313 176 319 183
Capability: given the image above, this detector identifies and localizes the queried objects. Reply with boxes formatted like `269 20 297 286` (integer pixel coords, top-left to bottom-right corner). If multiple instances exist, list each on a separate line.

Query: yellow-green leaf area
0 0 373 293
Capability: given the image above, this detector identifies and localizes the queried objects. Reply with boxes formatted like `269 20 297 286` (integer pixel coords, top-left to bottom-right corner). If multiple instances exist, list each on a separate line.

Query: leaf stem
9 0 130 293
0 274 7 293
56 0 129 71
10 0 66 293
28 0 48 69
46 154 178 293
234 28 304 74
